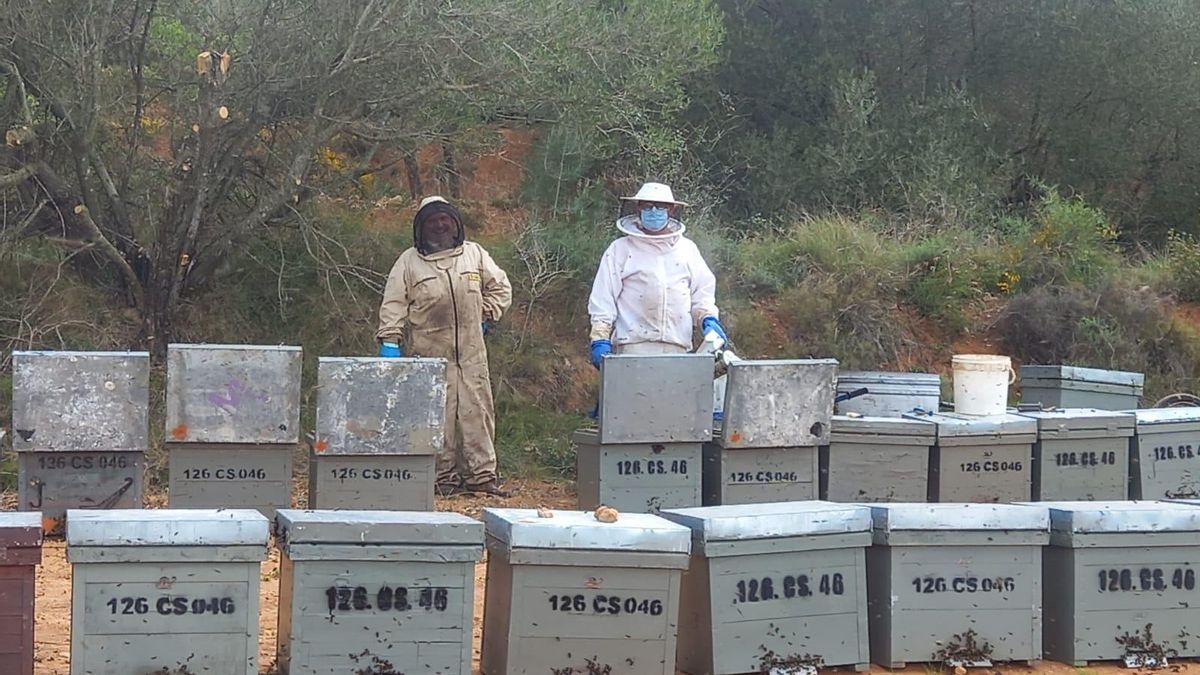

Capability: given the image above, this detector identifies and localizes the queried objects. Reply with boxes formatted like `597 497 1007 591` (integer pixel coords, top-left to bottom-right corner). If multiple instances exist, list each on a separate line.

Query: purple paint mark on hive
207 379 269 413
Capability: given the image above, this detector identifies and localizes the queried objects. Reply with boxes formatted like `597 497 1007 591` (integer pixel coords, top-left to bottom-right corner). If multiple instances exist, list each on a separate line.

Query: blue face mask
639 206 670 231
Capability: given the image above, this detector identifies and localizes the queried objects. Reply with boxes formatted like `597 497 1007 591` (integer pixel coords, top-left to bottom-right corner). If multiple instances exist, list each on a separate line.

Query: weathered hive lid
168 343 303 353
66 509 269 547
837 371 941 391
313 357 447 455
12 350 150 452
0 512 43 548
870 503 1049 532
1013 408 1135 435
832 415 936 439
165 343 303 444
660 501 871 543
721 359 837 448
1133 408 1200 426
1020 365 1144 388
276 509 481 546
483 508 690 554
902 411 1036 438
1024 501 1200 533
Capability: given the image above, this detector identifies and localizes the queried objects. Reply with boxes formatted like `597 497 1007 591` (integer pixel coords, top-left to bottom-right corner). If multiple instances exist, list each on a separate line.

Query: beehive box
1020 365 1144 411
661 501 872 674
167 444 293 515
66 509 269 675
11 351 150 452
598 354 713 444
1028 501 1200 665
718 359 838 448
165 344 302 444
1129 408 1200 499
312 357 447 456
836 371 942 418
823 415 935 502
480 508 691 675
18 452 144 528
307 450 435 510
575 429 702 513
275 510 483 674
905 411 1036 502
701 444 817 506
0 513 42 675
866 503 1049 668
1016 409 1134 501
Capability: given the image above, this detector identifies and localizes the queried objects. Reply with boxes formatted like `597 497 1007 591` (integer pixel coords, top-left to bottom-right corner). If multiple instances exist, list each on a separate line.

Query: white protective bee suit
587 215 719 354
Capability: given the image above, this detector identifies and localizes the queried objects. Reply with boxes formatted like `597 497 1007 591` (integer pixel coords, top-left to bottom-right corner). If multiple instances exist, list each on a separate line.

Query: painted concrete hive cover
1031 500 1200 533
313 357 447 455
598 354 713 444
869 503 1049 532
903 410 1037 439
720 359 838 448
12 351 150 452
482 508 691 554
832 415 936 439
165 344 302 444
1134 408 1200 427
0 512 43 548
66 509 269 547
660 501 871 543
1015 408 1135 436
1021 365 1144 387
276 509 481 546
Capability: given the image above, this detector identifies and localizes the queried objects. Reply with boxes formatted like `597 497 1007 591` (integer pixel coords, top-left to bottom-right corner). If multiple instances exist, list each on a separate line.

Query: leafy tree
0 0 722 355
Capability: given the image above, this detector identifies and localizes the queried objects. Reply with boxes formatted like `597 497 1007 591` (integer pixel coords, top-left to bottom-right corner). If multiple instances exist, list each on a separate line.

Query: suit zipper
446 269 461 363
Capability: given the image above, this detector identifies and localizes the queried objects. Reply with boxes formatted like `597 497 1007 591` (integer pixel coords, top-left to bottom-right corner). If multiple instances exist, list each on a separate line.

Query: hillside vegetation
2 1 1200 481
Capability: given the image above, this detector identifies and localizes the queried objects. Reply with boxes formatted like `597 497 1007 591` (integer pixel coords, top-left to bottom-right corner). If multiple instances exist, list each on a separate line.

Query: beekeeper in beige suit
378 196 513 497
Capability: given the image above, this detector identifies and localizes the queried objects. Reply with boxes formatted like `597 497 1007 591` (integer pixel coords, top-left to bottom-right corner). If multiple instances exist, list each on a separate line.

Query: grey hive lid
1021 501 1200 534
870 503 1049 532
1020 365 1144 387
276 509 482 546
1133 408 1200 425
0 512 43 548
15 350 150 359
838 371 940 387
1014 408 1135 433
67 509 270 547
660 501 871 542
902 411 1036 437
167 343 302 352
832 415 936 438
483 508 690 554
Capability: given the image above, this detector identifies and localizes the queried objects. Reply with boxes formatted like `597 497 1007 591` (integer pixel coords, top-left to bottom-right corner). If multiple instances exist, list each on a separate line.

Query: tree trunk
441 142 461 199
403 150 422 199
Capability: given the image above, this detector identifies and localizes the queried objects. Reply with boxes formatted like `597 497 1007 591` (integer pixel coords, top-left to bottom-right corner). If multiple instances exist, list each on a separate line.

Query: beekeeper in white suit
587 182 727 366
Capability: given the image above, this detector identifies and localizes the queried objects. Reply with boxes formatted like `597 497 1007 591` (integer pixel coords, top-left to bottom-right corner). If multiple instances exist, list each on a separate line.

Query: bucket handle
1008 365 1017 385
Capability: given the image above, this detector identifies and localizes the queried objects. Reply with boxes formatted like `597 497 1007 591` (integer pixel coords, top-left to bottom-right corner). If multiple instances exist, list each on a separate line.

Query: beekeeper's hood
412 195 465 255
617 181 687 241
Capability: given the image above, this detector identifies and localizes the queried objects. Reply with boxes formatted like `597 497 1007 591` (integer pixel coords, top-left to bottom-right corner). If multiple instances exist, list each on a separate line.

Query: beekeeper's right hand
379 342 403 358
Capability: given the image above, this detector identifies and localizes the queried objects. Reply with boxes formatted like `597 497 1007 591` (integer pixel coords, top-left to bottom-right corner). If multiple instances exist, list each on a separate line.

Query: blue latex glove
482 320 491 336
701 315 728 343
378 342 403 358
589 339 612 369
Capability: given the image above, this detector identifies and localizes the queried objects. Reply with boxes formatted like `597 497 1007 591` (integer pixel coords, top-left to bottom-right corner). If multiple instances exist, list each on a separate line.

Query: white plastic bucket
952 354 1015 416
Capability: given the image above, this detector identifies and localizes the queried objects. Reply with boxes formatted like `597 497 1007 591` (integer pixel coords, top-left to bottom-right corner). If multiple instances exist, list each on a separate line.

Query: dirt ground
17 480 1197 675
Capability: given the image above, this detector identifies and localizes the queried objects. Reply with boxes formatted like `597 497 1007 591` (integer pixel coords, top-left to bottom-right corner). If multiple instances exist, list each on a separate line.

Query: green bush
998 280 1200 402
903 236 1007 332
1166 230 1200 301
1015 191 1120 287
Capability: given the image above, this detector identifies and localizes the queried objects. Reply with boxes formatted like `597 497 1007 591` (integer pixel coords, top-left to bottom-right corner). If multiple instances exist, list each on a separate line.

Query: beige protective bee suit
377 198 512 490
